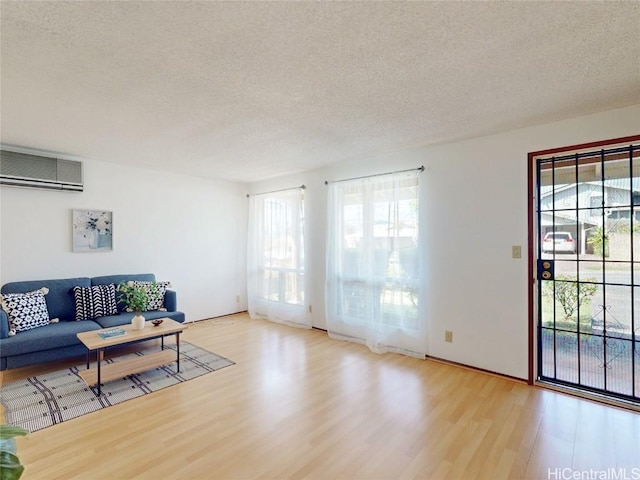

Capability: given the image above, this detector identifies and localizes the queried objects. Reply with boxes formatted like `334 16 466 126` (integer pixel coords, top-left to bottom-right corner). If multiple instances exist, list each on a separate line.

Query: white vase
86 229 99 249
132 313 145 330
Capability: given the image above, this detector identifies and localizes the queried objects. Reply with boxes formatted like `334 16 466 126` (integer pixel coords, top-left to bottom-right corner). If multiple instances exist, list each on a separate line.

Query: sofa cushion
0 320 101 357
0 288 50 333
72 284 118 320
4 344 90 371
1 277 91 322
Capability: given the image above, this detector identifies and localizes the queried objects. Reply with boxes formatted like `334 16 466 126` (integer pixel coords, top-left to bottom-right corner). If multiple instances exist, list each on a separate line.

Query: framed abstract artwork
72 209 113 252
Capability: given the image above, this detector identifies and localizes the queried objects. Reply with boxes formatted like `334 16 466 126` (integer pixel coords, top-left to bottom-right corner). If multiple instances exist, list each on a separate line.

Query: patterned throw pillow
1 288 51 334
73 284 118 320
132 281 172 311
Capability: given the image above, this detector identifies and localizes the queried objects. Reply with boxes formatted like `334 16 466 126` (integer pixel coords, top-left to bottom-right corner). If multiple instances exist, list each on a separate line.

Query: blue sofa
0 273 185 371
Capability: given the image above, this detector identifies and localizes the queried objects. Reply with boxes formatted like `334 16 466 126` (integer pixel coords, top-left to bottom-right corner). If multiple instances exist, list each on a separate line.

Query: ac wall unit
0 149 83 192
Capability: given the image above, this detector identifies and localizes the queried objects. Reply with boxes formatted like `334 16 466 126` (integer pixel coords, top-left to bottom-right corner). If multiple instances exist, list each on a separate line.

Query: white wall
0 153 248 322
2 105 637 376
248 104 640 379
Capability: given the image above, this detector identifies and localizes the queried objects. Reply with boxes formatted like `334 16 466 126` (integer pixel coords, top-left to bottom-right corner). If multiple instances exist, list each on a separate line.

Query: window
590 194 603 209
326 170 426 357
247 188 309 327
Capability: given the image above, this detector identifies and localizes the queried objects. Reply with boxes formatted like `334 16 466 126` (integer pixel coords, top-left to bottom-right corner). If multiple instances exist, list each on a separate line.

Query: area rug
0 342 234 433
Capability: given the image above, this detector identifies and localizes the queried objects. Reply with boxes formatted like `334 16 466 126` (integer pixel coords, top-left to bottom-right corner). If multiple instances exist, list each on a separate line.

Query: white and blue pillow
1 288 52 335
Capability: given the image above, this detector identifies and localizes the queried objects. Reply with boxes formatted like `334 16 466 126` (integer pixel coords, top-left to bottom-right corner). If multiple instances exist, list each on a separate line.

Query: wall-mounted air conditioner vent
0 149 83 192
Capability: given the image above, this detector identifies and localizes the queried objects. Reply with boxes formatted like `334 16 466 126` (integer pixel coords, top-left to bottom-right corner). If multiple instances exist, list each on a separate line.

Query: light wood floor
1 313 638 480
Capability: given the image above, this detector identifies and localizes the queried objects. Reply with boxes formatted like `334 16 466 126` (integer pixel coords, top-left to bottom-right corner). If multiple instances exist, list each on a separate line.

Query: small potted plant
117 281 148 330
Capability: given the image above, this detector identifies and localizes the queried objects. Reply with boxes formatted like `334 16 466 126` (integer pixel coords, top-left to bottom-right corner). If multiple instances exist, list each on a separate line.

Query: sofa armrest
0 309 9 339
164 289 178 312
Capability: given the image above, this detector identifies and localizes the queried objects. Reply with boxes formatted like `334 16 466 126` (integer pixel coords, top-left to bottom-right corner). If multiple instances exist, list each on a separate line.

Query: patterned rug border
0 342 234 433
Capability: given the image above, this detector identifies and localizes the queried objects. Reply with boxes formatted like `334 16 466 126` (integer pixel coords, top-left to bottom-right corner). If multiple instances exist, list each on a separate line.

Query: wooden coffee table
76 318 187 396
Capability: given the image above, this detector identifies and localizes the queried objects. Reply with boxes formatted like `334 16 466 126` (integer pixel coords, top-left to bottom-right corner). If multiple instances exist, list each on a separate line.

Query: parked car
542 232 576 253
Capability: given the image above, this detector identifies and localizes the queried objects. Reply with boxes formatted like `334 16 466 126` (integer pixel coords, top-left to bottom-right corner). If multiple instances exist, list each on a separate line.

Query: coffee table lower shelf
78 350 178 386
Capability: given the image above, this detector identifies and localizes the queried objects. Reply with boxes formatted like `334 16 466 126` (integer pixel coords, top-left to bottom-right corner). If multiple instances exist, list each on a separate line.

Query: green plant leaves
0 426 27 480
542 274 597 320
116 281 148 313
0 426 28 440
0 451 25 480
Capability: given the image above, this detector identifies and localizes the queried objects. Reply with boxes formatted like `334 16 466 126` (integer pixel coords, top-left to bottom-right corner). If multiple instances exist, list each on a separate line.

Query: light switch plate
512 245 522 259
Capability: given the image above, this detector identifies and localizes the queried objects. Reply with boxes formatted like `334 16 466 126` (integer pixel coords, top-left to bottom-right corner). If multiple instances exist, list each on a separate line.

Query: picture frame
72 209 113 252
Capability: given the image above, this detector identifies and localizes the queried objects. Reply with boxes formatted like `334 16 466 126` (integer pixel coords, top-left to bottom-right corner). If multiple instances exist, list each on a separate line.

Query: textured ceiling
1 1 639 183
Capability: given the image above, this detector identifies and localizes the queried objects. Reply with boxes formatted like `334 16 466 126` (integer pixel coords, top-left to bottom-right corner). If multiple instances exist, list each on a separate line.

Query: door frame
527 134 640 385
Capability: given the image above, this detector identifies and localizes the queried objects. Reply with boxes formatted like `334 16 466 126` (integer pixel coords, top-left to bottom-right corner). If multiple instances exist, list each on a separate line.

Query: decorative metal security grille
536 142 640 403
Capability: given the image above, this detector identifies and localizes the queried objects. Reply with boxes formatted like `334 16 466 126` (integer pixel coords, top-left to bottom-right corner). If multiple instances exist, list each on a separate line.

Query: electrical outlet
235 295 240 303
445 330 453 343
512 245 522 259
308 305 312 313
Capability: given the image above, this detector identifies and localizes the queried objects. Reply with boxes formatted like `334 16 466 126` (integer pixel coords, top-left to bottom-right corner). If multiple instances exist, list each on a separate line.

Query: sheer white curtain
325 170 426 357
247 188 310 328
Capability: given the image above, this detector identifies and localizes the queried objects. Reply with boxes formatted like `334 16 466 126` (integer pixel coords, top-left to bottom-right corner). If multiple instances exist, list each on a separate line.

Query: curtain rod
246 185 306 198
324 166 424 185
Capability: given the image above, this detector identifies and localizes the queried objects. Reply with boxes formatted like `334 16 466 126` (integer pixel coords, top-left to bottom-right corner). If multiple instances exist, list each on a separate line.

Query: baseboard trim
425 355 528 384
190 311 248 323
310 327 528 384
